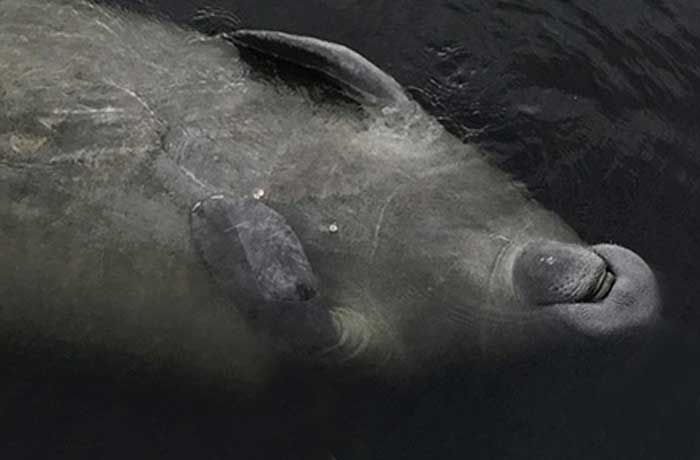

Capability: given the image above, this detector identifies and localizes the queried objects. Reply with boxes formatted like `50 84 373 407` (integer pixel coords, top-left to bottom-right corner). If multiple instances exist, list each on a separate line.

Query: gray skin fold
0 0 660 390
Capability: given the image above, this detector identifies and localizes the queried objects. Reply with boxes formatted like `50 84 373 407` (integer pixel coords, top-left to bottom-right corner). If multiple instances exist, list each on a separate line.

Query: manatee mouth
587 268 616 303
511 241 661 338
512 240 616 306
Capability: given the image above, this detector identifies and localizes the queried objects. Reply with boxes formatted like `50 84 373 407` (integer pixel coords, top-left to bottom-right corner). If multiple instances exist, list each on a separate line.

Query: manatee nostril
513 240 613 306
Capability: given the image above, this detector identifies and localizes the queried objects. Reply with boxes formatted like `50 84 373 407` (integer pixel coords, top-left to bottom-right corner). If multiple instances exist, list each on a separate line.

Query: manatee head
191 195 659 377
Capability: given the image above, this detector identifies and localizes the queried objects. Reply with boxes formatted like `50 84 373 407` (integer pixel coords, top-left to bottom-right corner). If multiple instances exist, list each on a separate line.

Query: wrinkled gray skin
0 0 660 389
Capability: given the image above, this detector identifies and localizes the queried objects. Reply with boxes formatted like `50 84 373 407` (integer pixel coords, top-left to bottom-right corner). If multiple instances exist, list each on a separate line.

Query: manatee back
0 0 450 384
0 0 362 389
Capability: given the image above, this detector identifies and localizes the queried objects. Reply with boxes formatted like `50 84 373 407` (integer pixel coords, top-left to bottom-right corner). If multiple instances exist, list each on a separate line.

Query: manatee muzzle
509 240 660 339
512 240 616 306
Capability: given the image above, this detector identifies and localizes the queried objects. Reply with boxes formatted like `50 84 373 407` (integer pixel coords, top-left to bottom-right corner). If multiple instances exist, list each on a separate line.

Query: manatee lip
586 268 616 303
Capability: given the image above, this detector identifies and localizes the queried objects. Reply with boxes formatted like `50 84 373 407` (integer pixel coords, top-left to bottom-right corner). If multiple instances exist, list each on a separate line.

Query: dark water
21 0 700 458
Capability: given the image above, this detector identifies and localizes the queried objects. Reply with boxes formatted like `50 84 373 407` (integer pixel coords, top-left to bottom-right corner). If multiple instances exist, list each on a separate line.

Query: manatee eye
295 282 317 302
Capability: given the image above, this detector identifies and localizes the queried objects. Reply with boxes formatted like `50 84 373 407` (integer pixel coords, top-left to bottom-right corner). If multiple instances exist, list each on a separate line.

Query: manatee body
0 0 660 393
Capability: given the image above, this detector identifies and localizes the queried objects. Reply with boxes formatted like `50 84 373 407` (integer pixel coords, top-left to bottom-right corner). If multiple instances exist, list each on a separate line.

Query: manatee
0 0 661 396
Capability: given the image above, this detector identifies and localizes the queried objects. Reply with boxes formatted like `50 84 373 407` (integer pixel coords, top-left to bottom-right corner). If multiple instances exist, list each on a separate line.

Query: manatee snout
513 240 660 337
513 240 615 305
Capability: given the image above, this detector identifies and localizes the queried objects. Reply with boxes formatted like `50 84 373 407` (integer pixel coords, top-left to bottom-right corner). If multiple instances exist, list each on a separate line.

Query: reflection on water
27 0 700 458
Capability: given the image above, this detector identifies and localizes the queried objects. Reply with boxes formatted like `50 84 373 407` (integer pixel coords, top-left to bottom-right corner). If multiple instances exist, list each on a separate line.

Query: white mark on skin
94 19 118 38
9 134 47 154
52 107 124 115
540 256 556 265
515 104 542 115
492 233 511 243
38 117 59 130
79 0 96 11
416 160 475 180
252 188 265 200
103 78 163 127
48 31 93 40
381 105 400 116
37 106 126 130
177 164 212 190
211 194 224 200
133 53 171 76
328 222 339 233
370 185 402 261
191 201 202 213
223 224 239 233
49 106 125 124
48 147 106 165
186 34 217 45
